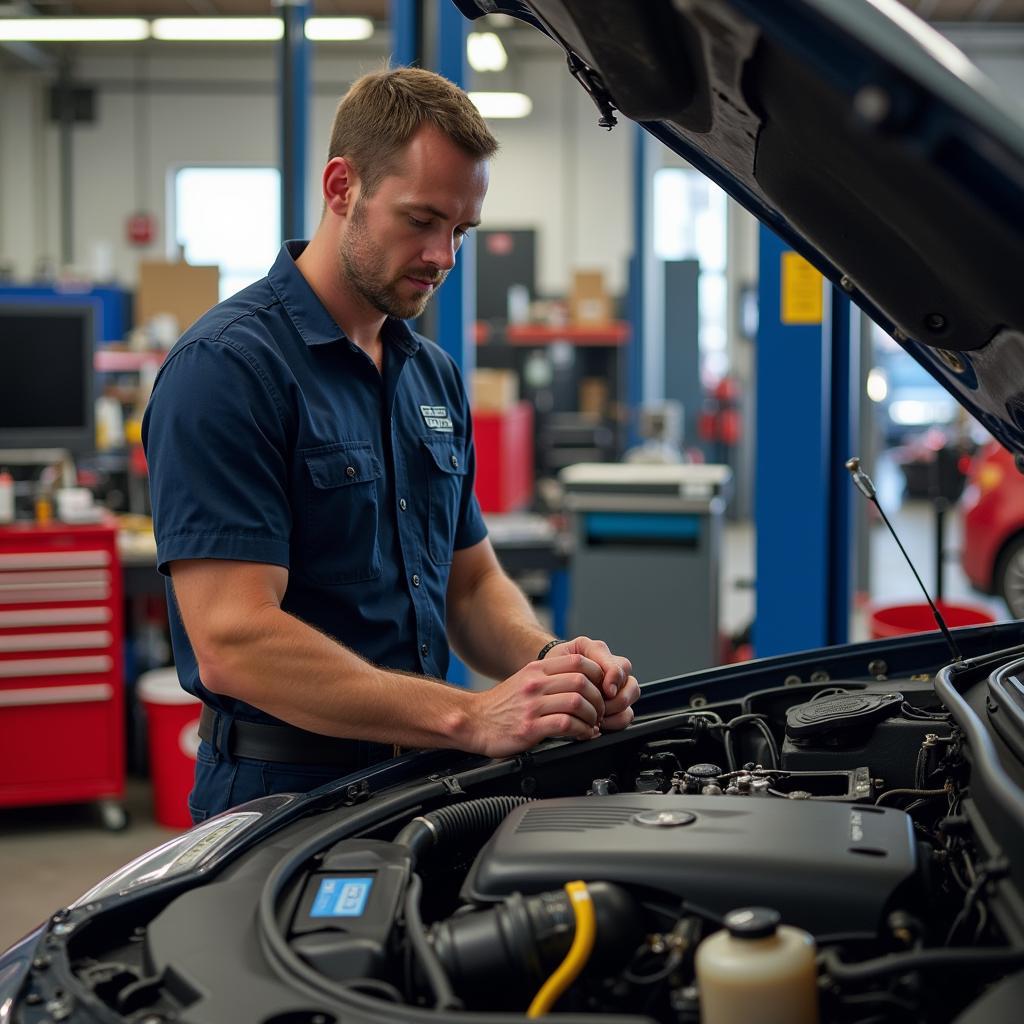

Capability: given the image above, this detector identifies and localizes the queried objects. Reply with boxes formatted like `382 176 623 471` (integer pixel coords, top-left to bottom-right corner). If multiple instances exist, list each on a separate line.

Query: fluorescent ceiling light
468 91 532 119
305 17 374 41
467 31 507 72
151 18 283 42
0 18 149 41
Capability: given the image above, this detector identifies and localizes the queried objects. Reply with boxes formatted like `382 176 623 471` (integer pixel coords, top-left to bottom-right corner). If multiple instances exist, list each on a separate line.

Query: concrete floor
0 778 180 949
0 483 1008 952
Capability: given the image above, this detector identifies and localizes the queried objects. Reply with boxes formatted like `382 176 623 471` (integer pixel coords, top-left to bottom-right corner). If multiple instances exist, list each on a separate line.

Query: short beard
340 198 440 320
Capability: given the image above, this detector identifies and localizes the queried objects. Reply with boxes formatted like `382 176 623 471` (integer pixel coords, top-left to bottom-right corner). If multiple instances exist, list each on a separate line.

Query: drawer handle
0 551 110 570
0 607 112 627
0 683 114 706
0 571 110 586
0 585 111 605
0 632 112 653
0 656 113 678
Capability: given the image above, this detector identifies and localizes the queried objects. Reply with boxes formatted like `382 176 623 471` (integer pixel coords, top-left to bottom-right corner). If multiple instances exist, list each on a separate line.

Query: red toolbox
0 520 125 826
472 401 535 514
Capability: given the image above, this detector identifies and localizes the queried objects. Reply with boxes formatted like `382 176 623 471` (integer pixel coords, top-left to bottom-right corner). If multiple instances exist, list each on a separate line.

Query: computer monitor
0 304 96 454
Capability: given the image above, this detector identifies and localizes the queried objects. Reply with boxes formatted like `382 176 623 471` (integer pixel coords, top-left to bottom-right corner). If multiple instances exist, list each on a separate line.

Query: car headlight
71 810 263 906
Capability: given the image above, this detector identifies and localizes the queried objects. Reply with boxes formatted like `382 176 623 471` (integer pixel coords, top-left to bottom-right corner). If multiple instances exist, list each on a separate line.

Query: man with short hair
143 67 639 823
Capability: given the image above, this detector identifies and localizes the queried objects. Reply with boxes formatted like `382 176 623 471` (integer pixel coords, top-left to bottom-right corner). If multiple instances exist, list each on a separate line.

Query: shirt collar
269 240 421 356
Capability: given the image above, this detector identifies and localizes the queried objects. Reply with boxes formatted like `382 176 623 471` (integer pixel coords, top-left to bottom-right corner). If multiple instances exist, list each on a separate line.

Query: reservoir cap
725 907 781 940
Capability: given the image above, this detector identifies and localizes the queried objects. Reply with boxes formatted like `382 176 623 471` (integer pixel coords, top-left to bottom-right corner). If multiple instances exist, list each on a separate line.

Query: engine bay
27 640 1024 1024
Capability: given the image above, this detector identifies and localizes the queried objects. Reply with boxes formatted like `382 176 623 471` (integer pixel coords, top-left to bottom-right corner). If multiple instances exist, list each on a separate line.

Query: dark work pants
187 738 390 824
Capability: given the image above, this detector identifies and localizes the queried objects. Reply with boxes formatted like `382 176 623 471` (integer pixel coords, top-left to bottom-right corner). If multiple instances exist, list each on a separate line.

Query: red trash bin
867 600 996 640
138 668 202 829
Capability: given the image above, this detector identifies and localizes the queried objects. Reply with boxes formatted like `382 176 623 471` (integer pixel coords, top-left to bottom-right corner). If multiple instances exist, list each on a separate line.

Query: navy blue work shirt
143 241 488 731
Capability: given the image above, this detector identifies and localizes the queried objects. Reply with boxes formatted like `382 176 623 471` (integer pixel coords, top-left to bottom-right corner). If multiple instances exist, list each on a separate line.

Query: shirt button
412 574 421 587
450 455 459 468
399 498 408 511
346 465 357 478
421 642 429 657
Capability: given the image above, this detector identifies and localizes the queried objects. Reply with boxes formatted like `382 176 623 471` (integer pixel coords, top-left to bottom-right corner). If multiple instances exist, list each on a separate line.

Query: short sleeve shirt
142 241 488 725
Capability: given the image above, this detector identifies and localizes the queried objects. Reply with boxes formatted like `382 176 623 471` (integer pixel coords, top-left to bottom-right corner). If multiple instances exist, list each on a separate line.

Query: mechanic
143 67 641 824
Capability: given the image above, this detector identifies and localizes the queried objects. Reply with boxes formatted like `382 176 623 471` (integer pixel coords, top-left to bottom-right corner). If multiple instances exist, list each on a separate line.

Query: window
171 167 281 301
653 167 729 379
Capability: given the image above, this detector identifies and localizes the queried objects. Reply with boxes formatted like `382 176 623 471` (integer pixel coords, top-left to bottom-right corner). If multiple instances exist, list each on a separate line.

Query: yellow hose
526 881 597 1018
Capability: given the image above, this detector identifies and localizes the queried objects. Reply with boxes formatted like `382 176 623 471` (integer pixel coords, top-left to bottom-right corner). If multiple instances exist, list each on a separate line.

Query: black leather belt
198 704 363 767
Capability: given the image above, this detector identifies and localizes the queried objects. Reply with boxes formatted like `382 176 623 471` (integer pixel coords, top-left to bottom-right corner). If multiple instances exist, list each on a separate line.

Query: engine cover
461 795 918 936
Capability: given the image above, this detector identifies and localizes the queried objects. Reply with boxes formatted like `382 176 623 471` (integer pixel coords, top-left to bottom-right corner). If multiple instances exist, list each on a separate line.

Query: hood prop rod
846 456 963 664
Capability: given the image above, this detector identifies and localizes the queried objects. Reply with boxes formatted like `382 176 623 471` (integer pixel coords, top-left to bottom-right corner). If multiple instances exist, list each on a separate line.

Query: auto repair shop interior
2 3 1024 1024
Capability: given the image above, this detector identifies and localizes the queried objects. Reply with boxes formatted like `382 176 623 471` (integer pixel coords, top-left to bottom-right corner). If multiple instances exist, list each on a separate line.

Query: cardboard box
137 262 220 335
579 377 609 417
472 368 519 412
569 269 613 325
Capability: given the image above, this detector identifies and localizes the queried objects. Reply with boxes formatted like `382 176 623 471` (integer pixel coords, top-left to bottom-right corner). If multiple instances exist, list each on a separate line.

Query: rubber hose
821 946 1024 982
394 795 533 866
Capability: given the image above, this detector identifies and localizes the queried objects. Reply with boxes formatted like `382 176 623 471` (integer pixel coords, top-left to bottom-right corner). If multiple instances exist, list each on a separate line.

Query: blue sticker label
311 876 374 918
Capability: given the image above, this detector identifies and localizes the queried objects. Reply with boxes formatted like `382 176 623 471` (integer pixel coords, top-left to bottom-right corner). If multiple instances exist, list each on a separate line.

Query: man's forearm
447 565 553 681
198 604 480 750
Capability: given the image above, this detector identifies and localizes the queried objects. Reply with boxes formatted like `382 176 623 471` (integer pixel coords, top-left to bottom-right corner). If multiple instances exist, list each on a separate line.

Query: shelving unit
474 321 630 475
502 322 629 346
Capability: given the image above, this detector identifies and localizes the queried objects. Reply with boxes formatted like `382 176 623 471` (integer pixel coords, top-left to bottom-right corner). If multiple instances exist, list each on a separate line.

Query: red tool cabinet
473 401 535 514
0 520 126 827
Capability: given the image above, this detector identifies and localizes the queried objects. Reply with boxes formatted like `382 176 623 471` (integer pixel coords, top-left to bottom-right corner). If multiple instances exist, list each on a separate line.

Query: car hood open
456 0 1024 455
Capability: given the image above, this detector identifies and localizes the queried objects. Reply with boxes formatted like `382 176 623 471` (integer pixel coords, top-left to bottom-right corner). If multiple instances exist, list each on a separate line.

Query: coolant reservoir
695 907 818 1024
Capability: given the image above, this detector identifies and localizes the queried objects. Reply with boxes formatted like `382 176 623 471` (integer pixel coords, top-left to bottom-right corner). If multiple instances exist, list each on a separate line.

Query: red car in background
962 441 1024 618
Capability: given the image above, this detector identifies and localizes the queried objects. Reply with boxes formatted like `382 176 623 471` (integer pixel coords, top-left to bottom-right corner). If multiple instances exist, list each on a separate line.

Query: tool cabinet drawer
0 681 121 805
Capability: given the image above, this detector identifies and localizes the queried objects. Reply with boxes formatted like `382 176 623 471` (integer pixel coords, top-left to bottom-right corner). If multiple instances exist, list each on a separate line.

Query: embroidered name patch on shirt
420 405 453 432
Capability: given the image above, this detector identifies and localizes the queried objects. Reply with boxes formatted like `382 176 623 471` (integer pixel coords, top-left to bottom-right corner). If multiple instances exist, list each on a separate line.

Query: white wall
476 53 633 297
0 65 58 279
0 43 632 300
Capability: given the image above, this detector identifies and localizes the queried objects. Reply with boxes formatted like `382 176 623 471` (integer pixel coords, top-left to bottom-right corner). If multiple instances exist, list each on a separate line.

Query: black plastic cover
785 692 904 740
462 795 917 936
289 840 411 982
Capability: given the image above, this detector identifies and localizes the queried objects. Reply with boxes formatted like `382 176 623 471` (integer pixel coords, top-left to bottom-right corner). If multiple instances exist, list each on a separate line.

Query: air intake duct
429 881 642 1008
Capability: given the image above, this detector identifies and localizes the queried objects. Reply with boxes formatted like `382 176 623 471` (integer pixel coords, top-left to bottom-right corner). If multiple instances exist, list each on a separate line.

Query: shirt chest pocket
299 442 383 585
422 436 468 566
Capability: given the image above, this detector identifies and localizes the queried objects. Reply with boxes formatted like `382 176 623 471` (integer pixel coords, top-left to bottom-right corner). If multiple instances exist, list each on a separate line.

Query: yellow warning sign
780 251 823 325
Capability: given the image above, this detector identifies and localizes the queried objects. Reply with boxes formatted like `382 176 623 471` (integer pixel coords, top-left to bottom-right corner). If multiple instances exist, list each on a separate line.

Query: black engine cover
462 795 918 936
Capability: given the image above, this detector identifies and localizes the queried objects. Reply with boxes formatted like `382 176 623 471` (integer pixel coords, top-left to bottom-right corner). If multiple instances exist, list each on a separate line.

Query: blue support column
433 3 473 378
550 569 570 640
390 0 422 67
434 3 472 685
279 0 311 242
754 226 832 656
826 286 855 645
627 126 648 448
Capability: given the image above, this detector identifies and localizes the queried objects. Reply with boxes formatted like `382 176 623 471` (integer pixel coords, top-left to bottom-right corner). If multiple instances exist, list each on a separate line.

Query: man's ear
323 157 358 216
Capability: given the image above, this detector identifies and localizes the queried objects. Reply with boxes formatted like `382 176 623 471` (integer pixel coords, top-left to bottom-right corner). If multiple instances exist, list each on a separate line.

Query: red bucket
138 668 202 829
867 600 996 640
